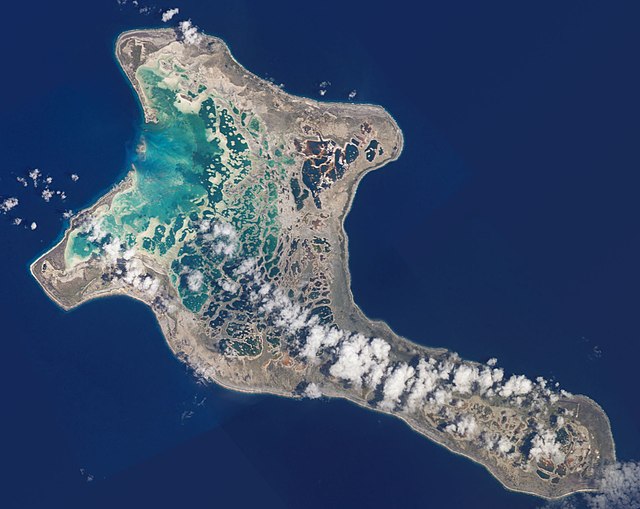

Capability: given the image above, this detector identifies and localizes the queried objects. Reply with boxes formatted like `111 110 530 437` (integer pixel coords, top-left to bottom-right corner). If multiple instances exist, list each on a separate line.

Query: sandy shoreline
29 28 616 501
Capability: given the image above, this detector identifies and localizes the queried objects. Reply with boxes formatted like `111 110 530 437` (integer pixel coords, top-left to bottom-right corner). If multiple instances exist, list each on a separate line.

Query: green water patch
65 61 290 346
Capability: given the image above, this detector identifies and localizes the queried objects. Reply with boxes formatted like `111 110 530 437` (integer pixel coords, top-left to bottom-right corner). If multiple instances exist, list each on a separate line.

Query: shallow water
1 1 638 508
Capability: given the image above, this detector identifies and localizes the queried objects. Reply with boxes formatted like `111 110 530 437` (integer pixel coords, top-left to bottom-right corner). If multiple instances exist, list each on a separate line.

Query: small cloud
29 168 41 187
499 374 533 398
590 461 640 509
186 270 204 292
0 197 19 213
30 221 37 230
318 81 331 96
178 20 201 45
162 7 179 22
303 382 322 399
348 90 357 100
538 461 640 509
70 173 79 182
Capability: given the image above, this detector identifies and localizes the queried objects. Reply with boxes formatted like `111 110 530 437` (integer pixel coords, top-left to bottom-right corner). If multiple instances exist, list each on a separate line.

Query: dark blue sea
1 1 639 508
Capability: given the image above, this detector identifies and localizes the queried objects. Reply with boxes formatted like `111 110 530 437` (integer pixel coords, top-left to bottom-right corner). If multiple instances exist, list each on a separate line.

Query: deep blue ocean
1 1 639 508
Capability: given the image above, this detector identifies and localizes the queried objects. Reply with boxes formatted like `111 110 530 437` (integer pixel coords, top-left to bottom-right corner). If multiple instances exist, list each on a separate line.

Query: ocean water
1 1 639 508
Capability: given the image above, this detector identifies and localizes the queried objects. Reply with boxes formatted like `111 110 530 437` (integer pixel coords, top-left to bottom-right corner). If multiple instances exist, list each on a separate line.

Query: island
31 28 615 499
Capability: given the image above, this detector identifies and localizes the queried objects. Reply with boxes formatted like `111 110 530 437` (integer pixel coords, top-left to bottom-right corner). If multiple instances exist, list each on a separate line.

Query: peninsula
31 28 615 499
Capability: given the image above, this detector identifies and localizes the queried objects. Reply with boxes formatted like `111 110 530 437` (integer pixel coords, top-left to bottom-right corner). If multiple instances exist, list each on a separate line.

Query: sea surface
1 1 639 508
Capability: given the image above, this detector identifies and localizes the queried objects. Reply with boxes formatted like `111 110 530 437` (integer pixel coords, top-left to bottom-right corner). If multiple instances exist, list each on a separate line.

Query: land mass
31 28 615 499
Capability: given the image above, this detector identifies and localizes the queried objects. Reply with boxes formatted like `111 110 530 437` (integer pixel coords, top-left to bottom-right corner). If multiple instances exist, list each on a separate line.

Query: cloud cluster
445 414 478 438
538 461 640 509
186 270 204 292
227 260 565 423
303 382 322 399
0 197 18 213
247 276 554 419
79 217 162 297
174 240 569 452
123 256 160 295
318 81 331 97
499 374 533 398
529 430 566 464
380 362 415 410
591 461 640 509
178 20 201 45
82 217 108 243
329 334 391 388
14 168 68 204
199 220 237 256
161 7 179 22
29 168 41 187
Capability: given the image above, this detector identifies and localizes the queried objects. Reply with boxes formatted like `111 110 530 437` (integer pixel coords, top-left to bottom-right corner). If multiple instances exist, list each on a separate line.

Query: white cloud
260 287 315 334
457 416 478 436
477 366 495 393
538 461 640 509
70 173 79 182
41 188 54 202
161 7 179 22
329 333 390 388
220 279 240 294
122 256 160 296
303 383 322 399
300 324 343 361
431 388 452 407
0 197 18 213
84 217 108 243
29 168 41 187
453 364 479 394
499 374 533 398
102 236 122 262
187 270 204 292
234 257 257 277
348 90 357 100
590 461 640 509
179 20 201 45
529 429 566 464
380 362 415 410
201 220 237 256
497 437 514 455
16 176 28 187
12 217 22 226
406 357 439 410
319 81 331 96
30 222 37 230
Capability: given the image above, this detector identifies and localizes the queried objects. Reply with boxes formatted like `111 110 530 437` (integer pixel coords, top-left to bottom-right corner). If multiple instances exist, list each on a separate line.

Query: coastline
29 27 616 501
